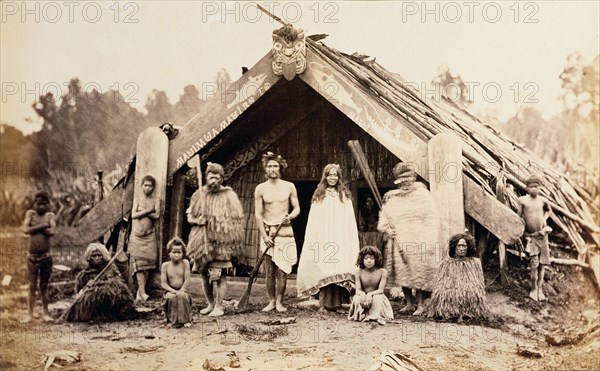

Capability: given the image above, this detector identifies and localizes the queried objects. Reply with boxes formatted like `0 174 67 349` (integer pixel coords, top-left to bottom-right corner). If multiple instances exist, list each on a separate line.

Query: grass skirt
426 257 489 320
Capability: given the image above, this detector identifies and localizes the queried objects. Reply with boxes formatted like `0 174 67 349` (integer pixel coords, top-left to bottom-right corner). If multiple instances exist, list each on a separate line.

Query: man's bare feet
136 291 149 302
262 301 276 312
529 290 538 301
200 304 214 315
538 290 547 301
21 315 33 323
42 314 53 322
412 307 425 316
317 307 327 313
184 322 192 328
208 307 224 317
398 305 416 314
275 302 287 313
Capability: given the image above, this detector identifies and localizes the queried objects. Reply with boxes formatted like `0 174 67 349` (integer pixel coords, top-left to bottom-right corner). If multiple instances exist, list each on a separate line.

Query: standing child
426 233 489 322
161 237 192 328
130 175 160 302
348 246 394 325
517 176 552 301
22 191 56 322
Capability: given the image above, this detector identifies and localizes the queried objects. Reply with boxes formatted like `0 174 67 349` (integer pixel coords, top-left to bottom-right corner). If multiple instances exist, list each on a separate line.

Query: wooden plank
300 48 524 245
428 133 464 256
133 127 169 266
66 180 134 248
168 171 186 240
167 52 281 175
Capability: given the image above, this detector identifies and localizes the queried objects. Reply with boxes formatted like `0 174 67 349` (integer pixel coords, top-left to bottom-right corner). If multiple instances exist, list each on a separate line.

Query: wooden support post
428 133 464 259
498 241 508 285
168 170 186 240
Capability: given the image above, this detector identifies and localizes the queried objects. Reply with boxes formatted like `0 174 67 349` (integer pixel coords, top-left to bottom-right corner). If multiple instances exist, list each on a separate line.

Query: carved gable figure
272 25 306 81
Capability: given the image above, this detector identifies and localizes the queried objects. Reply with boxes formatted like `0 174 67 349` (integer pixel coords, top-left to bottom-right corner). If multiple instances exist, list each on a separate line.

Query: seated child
348 246 394 325
426 233 489 321
161 237 192 328
66 243 136 322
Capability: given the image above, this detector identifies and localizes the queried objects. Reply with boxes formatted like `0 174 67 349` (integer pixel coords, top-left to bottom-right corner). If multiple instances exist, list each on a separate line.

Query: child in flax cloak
426 233 489 322
297 164 359 312
348 246 394 325
161 237 192 328
130 175 160 302
67 243 136 322
187 162 244 317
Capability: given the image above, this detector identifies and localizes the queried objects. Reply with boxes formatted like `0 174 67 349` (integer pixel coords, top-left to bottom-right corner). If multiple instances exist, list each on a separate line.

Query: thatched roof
305 37 598 256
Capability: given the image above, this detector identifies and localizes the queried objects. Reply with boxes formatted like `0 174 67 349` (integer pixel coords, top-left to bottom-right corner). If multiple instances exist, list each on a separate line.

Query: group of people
23 148 552 326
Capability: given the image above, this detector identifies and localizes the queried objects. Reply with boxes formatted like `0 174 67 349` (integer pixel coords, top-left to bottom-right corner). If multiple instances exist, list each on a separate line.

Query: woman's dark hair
448 233 476 258
311 164 352 203
356 245 384 269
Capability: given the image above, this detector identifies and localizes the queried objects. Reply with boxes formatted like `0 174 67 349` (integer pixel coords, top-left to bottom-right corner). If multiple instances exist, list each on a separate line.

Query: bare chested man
517 175 552 301
254 152 300 312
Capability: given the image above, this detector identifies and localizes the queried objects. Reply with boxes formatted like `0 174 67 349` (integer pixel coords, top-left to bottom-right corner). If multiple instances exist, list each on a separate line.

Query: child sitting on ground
426 233 489 322
348 246 394 325
22 191 56 322
161 237 192 328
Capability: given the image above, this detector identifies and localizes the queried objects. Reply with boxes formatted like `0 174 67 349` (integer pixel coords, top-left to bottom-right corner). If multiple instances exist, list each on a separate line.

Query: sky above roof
1 1 598 134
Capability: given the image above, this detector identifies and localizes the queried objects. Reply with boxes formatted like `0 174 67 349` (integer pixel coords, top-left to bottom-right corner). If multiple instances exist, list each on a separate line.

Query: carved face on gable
272 31 306 81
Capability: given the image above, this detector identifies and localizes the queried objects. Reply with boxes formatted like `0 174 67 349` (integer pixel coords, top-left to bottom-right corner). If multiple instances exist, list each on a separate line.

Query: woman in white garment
297 164 360 312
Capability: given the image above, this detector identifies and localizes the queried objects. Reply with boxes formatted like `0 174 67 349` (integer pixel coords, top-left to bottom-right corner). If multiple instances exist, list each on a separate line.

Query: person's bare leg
275 268 287 312
136 272 149 301
318 290 327 313
529 261 539 301
399 287 415 313
413 290 425 316
262 256 276 312
200 276 215 314
537 266 546 301
25 282 36 323
39 275 52 322
209 277 227 317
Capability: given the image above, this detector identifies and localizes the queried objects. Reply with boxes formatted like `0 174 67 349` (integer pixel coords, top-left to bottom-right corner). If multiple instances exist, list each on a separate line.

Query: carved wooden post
428 133 464 259
169 170 186 240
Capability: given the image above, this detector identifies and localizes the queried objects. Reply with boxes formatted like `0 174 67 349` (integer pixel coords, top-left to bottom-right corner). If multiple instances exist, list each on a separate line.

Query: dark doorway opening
290 180 318 274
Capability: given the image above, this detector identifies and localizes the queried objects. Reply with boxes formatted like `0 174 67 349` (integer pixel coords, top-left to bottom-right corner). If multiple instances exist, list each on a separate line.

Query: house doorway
290 180 318 274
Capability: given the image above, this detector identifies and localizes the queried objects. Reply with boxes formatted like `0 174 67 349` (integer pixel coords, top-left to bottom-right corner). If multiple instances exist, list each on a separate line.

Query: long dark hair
311 164 352 203
448 233 476 258
356 246 384 268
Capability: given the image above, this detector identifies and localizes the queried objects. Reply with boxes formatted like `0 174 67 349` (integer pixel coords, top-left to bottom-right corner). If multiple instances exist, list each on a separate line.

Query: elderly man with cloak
187 162 244 317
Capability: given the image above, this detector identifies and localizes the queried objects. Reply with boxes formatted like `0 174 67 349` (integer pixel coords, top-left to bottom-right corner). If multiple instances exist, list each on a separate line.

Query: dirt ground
1 228 599 370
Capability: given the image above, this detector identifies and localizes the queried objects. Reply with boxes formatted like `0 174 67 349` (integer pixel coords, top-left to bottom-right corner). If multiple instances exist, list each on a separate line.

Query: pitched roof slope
307 38 598 253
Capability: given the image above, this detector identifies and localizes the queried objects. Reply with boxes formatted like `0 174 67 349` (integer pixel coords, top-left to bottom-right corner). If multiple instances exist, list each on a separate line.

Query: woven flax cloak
187 186 244 272
377 183 442 291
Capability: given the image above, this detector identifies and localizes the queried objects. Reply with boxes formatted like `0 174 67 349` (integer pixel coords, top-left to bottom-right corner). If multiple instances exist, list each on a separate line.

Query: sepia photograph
1 1 599 370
